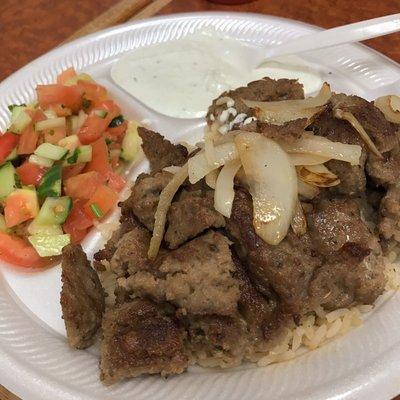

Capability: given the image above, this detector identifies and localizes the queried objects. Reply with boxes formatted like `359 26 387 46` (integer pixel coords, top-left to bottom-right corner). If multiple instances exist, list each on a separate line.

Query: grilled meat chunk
306 197 379 255
165 190 225 249
121 171 172 231
118 231 240 316
138 127 188 173
100 299 188 384
61 244 105 349
207 77 304 125
226 189 320 315
379 184 400 242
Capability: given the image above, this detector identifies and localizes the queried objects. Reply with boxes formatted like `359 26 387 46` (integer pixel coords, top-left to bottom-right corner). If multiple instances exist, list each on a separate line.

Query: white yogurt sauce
111 32 322 119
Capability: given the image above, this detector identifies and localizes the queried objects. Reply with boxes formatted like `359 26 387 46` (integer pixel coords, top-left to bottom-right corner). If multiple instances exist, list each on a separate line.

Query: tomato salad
0 68 140 268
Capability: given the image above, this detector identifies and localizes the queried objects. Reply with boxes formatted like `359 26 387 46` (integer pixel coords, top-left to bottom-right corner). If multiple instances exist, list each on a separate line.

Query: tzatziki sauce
111 32 322 119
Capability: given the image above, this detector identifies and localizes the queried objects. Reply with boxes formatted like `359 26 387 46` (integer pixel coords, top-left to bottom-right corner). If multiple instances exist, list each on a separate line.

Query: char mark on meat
138 127 188 173
100 299 188 384
61 244 105 349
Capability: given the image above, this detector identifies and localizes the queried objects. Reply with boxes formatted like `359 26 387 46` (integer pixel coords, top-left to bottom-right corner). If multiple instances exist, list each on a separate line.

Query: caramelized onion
297 178 320 199
291 201 307 236
289 153 331 166
279 133 362 165
235 131 297 245
297 164 340 187
333 108 383 159
243 83 332 125
214 159 242 218
188 142 238 184
205 169 219 189
374 95 400 124
148 164 188 260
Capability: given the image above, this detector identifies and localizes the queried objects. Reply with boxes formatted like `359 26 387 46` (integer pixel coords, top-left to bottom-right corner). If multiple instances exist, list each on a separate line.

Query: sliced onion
178 141 198 154
214 159 242 218
279 134 362 165
205 169 219 189
163 166 181 174
204 123 221 166
297 178 320 199
291 201 307 236
289 153 331 166
235 131 298 245
334 108 383 159
297 164 340 187
243 83 332 125
148 164 188 260
374 95 400 124
188 141 238 184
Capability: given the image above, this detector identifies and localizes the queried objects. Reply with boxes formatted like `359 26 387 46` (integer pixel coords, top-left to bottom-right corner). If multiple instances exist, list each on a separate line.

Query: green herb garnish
90 202 103 218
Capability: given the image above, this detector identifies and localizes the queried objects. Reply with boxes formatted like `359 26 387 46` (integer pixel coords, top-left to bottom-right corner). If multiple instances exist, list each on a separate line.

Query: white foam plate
1 12 400 400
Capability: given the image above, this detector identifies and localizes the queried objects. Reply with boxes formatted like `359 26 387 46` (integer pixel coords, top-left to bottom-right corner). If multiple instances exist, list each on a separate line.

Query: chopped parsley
90 202 103 218
109 115 124 128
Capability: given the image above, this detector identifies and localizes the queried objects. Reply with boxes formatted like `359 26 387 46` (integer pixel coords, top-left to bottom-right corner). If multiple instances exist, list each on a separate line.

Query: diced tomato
62 163 86 180
64 171 103 200
106 171 126 192
84 137 111 175
0 132 19 164
4 189 39 228
77 114 107 144
77 100 120 144
16 162 47 186
105 120 128 141
0 231 54 268
48 104 72 117
26 109 47 123
56 67 77 85
44 126 66 144
36 84 82 113
17 124 38 155
77 80 108 105
84 185 118 219
63 200 93 243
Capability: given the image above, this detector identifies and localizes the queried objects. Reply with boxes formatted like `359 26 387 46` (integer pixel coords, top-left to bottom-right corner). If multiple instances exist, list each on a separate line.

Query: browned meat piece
331 93 398 153
138 127 188 173
207 77 304 125
94 218 139 264
186 314 248 368
109 226 153 277
309 248 386 310
100 299 188 384
60 244 105 349
226 189 320 315
306 197 379 255
232 255 286 347
118 231 240 316
310 105 367 196
120 171 172 231
366 148 400 186
379 184 400 242
165 190 225 249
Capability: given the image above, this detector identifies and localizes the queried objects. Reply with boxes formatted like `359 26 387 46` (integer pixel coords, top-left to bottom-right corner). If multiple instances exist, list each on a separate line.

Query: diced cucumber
28 219 63 235
28 234 70 257
34 143 68 161
65 73 93 86
95 110 108 119
58 134 80 151
63 145 92 166
37 165 62 200
10 106 32 134
6 147 18 161
35 117 66 131
36 196 72 225
0 162 16 198
121 121 141 162
29 154 54 168
44 109 58 119
0 214 7 232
